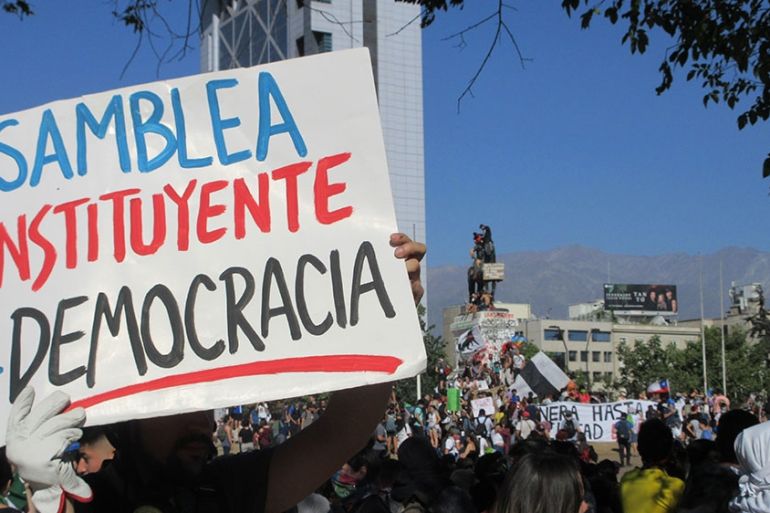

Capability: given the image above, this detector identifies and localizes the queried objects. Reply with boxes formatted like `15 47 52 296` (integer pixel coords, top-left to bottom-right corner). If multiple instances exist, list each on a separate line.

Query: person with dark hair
716 409 759 470
620 419 684 513
239 417 255 453
392 437 450 512
613 414 632 467
677 439 738 513
76 428 116 476
589 460 622 513
508 438 549 466
495 451 587 513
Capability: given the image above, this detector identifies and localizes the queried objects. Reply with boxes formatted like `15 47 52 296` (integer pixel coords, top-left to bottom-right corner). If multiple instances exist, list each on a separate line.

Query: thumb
57 463 92 503
31 486 66 513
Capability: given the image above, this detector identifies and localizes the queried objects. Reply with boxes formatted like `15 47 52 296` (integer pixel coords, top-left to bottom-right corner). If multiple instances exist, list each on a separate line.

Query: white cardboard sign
471 397 496 418
0 49 426 440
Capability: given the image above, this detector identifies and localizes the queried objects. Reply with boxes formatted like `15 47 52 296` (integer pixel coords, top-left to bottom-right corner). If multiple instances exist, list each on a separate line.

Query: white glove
6 387 93 513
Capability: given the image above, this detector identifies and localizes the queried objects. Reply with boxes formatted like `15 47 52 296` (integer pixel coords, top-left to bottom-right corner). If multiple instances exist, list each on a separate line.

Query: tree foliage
617 327 770 400
563 0 770 177
405 0 770 177
2 0 31 17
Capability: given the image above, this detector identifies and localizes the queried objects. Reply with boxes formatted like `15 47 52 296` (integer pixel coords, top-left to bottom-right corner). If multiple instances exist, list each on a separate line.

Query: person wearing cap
516 411 537 441
559 412 580 441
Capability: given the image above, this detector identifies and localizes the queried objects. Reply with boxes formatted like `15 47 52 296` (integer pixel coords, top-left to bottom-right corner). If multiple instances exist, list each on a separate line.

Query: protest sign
0 48 426 441
446 388 460 412
471 396 496 418
538 400 656 442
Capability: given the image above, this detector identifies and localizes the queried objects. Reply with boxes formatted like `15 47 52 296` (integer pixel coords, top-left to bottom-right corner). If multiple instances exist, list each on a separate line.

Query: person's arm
265 233 425 513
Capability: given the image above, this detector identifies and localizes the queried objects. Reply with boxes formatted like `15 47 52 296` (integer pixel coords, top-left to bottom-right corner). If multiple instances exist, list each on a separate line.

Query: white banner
0 49 426 440
538 400 656 442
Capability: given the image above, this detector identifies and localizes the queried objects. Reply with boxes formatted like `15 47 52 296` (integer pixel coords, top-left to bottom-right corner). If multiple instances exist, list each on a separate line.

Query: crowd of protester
190 357 770 513
4 347 770 513
5 348 769 513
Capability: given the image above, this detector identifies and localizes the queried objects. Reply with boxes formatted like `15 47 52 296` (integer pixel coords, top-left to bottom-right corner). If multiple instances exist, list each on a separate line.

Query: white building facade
200 0 427 255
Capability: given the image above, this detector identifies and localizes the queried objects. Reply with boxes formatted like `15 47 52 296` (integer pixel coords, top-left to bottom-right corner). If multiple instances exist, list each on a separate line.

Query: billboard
603 284 678 313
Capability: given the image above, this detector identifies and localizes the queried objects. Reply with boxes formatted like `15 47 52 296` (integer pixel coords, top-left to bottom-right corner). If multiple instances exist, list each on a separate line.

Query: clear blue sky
2 1 768 267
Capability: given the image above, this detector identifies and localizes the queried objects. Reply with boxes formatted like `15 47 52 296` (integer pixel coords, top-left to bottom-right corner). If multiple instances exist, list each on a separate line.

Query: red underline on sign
66 354 403 411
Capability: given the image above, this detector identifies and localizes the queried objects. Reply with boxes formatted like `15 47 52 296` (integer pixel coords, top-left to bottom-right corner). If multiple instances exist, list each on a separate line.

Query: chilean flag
647 379 670 394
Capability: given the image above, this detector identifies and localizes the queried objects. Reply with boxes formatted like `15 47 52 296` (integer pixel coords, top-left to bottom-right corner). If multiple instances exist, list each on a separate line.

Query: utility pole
700 256 708 395
720 260 727 396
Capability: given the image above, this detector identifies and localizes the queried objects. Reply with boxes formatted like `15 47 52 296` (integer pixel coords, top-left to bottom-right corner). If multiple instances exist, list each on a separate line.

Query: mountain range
426 246 770 333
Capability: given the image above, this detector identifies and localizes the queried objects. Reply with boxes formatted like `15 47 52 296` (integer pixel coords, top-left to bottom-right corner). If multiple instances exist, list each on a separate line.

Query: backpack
475 418 488 438
216 423 227 441
616 419 630 441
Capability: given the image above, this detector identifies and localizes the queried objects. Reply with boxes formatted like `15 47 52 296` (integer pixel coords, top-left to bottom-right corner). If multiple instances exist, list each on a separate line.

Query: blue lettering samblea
130 91 177 173
76 95 131 176
31 109 74 187
256 72 307 161
206 79 252 166
0 119 27 192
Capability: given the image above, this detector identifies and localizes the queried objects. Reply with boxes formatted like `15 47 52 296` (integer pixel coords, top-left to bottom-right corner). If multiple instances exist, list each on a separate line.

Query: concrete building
523 319 616 386
524 318 701 388
442 299 704 388
200 0 426 254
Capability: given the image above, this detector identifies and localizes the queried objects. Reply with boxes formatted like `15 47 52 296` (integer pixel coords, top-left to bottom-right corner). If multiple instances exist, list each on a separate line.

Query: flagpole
700 256 708 395
720 260 727 396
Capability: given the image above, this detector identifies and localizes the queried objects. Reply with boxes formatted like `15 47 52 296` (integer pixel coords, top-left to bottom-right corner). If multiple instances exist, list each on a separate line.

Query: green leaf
580 8 594 29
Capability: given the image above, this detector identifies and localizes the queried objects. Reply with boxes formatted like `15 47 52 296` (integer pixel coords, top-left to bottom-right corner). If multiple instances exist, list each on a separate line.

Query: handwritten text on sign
0 49 426 440
538 400 656 442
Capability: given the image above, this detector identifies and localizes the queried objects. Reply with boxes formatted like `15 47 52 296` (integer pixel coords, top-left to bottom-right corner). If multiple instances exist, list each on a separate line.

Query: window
568 351 577 362
580 351 588 362
544 329 563 341
296 36 305 57
605 372 614 381
592 372 603 382
568 330 587 342
592 351 601 362
551 352 566 370
604 351 613 363
593 331 611 342
313 30 332 53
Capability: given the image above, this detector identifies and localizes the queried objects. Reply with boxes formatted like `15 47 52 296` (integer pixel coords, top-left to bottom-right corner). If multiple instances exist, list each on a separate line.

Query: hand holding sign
6 387 92 513
390 232 426 305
